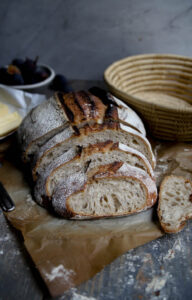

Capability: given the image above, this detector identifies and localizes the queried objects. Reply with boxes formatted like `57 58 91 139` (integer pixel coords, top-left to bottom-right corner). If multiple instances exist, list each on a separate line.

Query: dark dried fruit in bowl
12 58 25 69
11 73 24 85
0 56 51 86
21 57 39 84
6 65 24 85
33 66 50 83
0 65 24 85
7 65 21 75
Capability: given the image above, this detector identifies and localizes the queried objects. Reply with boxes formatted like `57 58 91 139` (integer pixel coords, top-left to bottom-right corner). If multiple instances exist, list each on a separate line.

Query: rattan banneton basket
104 54 192 141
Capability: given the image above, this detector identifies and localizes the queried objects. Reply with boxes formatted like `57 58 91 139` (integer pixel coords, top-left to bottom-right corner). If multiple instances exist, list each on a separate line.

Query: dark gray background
0 0 192 80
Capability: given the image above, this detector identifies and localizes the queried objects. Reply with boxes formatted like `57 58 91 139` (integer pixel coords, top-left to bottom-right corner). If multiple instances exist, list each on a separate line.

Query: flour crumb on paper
26 193 36 205
44 264 75 282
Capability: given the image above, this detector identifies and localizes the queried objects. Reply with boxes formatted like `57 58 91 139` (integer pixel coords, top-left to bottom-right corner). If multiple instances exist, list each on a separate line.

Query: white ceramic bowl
9 64 55 90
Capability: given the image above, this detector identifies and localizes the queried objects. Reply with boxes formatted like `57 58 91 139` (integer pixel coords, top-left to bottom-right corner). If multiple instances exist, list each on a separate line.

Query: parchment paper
0 140 192 297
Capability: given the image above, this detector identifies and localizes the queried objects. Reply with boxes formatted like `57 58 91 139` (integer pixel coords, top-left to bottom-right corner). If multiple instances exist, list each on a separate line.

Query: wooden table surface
0 81 192 300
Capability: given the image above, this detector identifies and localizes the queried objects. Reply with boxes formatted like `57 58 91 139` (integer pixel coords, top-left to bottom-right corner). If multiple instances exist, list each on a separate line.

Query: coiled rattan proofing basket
104 54 192 141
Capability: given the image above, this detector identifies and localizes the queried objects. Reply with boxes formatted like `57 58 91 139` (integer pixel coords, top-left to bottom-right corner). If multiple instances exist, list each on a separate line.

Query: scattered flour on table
163 239 183 262
0 234 10 242
44 264 75 282
145 271 170 293
163 249 175 261
71 292 97 300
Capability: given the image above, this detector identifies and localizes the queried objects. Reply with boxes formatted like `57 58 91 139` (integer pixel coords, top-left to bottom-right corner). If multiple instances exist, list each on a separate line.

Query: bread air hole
111 194 121 212
83 203 88 209
132 139 139 145
135 163 144 171
166 192 174 197
99 195 109 205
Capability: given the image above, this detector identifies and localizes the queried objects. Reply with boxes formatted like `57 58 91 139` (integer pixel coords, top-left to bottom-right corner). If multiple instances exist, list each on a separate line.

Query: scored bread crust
56 91 146 135
51 162 157 219
46 141 154 197
55 91 107 126
33 120 155 180
18 91 147 162
158 175 192 233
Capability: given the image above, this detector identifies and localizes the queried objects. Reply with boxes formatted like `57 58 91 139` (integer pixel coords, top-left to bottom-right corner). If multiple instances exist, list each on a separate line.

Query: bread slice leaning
158 175 192 233
33 141 154 206
33 122 156 180
51 163 157 219
46 141 154 197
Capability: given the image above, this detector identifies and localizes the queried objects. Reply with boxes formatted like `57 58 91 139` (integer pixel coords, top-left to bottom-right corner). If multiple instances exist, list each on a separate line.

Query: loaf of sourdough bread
17 90 157 219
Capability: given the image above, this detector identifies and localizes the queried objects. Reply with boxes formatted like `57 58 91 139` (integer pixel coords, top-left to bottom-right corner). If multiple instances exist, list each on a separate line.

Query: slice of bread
33 121 155 180
158 175 192 233
51 163 157 219
33 141 154 206
46 141 154 197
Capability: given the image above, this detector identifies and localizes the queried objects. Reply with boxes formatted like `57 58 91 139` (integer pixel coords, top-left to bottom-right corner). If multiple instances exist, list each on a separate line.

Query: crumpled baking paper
1 155 163 297
0 90 191 296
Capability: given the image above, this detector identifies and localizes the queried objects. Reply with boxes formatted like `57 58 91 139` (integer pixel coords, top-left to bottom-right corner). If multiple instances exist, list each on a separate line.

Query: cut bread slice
33 141 154 206
31 125 75 173
158 175 192 233
51 162 157 219
18 90 146 162
33 121 155 180
46 141 154 197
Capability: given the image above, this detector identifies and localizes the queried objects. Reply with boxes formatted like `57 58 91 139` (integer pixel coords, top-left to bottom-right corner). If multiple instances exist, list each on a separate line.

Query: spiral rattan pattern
104 54 192 141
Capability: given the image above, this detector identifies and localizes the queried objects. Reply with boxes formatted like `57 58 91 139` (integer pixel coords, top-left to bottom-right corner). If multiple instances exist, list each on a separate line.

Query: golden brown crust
158 175 192 233
81 140 118 156
56 91 107 125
